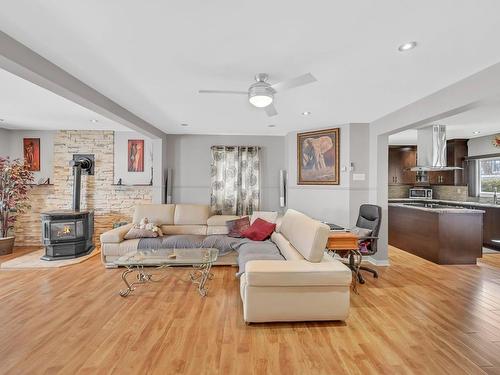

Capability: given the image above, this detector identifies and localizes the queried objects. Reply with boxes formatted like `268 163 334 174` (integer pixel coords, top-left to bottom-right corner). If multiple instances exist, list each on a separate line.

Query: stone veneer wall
14 130 153 246
14 185 55 246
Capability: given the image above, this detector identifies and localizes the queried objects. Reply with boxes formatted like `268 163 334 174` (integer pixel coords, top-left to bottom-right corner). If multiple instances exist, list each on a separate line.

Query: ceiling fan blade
198 90 248 95
264 103 278 117
271 73 317 92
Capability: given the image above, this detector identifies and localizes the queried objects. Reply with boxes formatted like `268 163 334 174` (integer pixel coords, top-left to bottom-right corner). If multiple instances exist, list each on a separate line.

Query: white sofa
100 203 240 266
100 204 352 322
240 209 352 323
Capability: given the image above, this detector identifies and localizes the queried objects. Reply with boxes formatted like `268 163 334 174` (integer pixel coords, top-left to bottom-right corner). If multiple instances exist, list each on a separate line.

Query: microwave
409 188 433 199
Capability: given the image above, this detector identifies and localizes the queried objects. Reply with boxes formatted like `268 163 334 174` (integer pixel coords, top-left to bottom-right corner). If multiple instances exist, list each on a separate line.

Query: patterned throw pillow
226 216 250 238
124 228 162 240
240 218 276 241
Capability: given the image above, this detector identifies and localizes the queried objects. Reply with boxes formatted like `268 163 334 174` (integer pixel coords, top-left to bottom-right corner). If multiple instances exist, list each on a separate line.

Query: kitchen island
389 202 484 264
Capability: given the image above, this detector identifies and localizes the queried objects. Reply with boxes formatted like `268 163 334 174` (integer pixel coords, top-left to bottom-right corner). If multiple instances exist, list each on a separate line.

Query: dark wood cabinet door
400 149 417 184
388 148 401 185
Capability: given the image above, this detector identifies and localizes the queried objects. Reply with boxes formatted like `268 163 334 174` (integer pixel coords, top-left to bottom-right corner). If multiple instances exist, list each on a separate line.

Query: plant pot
0 237 15 255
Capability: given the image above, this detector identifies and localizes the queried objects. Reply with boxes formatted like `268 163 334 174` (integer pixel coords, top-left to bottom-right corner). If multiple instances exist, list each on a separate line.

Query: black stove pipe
70 157 92 211
70 161 82 211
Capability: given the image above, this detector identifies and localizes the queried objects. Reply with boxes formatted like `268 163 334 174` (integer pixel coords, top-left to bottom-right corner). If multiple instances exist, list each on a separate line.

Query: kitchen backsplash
388 185 411 199
432 185 468 201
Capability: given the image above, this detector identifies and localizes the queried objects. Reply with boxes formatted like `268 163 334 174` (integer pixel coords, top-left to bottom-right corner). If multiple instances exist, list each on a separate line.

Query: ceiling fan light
249 94 273 108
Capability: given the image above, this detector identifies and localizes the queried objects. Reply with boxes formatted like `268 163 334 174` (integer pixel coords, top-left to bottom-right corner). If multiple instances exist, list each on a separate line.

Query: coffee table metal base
119 262 214 297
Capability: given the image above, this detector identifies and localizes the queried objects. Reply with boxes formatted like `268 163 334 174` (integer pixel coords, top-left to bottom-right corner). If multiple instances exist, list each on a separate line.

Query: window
479 157 500 194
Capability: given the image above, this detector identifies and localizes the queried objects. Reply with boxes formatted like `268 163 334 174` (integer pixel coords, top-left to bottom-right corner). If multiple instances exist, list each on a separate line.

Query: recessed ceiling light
90 119 99 123
302 111 311 116
473 131 481 135
398 41 417 52
181 123 189 127
268 124 276 128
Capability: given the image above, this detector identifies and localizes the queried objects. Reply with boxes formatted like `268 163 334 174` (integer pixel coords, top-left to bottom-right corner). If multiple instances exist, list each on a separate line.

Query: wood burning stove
41 210 94 260
41 155 95 260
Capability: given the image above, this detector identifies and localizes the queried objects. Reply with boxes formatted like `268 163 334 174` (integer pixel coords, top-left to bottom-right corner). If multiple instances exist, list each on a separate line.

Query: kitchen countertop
388 202 485 214
389 198 500 209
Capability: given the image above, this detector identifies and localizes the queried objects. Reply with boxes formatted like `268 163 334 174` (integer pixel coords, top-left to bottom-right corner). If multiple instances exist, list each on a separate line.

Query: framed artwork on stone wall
128 139 144 172
23 138 40 171
297 128 340 185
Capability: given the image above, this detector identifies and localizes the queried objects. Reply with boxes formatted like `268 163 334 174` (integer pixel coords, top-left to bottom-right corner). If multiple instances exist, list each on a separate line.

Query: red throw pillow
241 218 276 241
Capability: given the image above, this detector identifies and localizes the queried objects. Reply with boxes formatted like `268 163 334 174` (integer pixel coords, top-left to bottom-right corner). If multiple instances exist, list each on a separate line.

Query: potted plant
0 157 33 255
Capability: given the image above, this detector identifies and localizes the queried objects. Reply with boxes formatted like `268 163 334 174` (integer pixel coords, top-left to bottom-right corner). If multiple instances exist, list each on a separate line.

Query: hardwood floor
1 247 500 375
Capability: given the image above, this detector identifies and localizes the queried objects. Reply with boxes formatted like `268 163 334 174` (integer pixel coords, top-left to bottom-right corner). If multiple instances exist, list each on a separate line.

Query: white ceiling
389 101 500 144
1 1 500 135
0 68 127 131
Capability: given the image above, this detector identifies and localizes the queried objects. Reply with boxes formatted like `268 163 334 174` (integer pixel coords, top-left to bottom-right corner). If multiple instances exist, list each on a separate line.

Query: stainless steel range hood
410 125 462 172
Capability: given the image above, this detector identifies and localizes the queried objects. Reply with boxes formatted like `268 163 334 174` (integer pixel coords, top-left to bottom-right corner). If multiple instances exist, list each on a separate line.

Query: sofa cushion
174 204 210 225
206 215 240 226
270 232 304 261
250 211 278 224
245 258 352 286
160 225 207 235
207 226 229 235
226 217 250 238
241 218 276 241
133 204 175 225
100 223 134 243
279 209 330 263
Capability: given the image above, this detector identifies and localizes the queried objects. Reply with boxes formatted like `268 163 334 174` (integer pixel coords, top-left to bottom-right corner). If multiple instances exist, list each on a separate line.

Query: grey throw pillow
350 226 372 238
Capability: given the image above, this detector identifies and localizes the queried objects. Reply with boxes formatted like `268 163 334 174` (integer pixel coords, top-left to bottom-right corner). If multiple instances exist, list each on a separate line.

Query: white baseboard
363 256 390 266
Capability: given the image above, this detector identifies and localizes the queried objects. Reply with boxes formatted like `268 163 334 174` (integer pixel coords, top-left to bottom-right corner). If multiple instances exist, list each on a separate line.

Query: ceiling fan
198 73 317 117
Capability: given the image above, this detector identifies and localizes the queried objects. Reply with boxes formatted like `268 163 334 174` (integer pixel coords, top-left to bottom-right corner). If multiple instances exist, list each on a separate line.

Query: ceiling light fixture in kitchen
472 131 481 135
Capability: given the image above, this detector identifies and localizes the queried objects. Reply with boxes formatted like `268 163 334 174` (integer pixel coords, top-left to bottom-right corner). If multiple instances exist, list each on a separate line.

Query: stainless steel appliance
409 188 433 199
410 125 462 172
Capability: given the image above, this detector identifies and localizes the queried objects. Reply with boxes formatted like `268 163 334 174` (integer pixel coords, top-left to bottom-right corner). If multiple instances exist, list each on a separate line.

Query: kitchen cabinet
388 146 417 185
428 139 468 186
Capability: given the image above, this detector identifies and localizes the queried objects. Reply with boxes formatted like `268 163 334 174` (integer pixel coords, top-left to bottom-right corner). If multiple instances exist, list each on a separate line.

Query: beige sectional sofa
100 203 239 266
240 209 351 323
100 204 352 322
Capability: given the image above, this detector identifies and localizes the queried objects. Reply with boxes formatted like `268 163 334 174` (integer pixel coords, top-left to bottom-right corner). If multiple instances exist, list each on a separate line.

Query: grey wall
5 130 55 182
114 131 153 185
284 124 370 227
0 128 10 157
468 133 500 157
166 134 285 211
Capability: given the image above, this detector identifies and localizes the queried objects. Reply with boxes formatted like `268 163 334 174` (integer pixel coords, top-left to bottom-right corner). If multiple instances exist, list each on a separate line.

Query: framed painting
297 128 340 185
23 138 40 171
128 139 144 172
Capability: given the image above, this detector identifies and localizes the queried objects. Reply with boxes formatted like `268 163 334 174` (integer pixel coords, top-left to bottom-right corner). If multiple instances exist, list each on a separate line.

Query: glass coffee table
114 248 218 297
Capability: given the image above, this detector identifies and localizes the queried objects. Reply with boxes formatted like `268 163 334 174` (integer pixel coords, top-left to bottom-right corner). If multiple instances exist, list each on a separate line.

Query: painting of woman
23 138 40 171
128 140 144 172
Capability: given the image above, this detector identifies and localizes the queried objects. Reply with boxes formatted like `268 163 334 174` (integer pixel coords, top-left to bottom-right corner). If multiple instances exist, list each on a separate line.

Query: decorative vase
0 237 15 255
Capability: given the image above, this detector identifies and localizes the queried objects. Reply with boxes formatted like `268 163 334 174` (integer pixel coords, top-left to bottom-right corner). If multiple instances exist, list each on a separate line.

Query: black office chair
354 204 382 284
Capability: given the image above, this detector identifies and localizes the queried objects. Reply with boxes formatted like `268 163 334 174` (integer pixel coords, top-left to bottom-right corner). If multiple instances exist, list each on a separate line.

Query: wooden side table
326 232 362 291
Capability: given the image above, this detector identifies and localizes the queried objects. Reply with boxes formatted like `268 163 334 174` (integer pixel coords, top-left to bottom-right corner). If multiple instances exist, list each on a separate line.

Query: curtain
210 146 260 215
